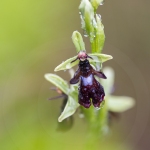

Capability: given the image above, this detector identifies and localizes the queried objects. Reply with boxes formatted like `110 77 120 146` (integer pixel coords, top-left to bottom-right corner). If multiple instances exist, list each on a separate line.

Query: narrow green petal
88 53 113 63
72 31 85 53
58 96 79 122
54 56 79 71
44 74 69 95
108 96 135 112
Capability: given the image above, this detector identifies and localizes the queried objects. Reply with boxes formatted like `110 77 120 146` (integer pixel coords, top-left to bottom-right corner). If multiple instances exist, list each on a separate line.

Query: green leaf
72 31 85 53
107 96 135 112
88 53 113 63
44 74 69 95
54 56 79 71
58 96 79 122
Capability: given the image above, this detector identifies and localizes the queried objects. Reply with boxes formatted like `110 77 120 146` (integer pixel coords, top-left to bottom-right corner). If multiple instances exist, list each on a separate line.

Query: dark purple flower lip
70 58 106 108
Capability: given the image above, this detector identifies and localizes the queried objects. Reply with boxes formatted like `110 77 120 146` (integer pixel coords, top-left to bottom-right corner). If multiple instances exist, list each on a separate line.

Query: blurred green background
0 0 150 150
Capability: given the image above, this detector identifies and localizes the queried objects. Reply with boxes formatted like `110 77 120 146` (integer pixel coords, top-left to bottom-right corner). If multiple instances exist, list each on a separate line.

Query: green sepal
44 74 69 95
54 56 79 71
88 53 113 63
100 67 115 95
58 94 79 122
107 96 135 113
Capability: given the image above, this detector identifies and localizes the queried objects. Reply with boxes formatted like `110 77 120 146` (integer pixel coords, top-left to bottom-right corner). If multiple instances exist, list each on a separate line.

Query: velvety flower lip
70 59 106 108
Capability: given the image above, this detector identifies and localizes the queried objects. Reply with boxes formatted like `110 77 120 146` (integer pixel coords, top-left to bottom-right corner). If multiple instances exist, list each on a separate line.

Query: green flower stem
81 102 108 149
81 101 108 137
98 100 108 135
80 106 99 136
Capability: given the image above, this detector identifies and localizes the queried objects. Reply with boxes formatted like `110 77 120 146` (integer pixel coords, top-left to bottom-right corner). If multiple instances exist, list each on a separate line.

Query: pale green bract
92 14 105 53
58 95 79 122
54 53 113 72
107 96 135 113
101 67 115 94
101 67 135 113
44 74 69 95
